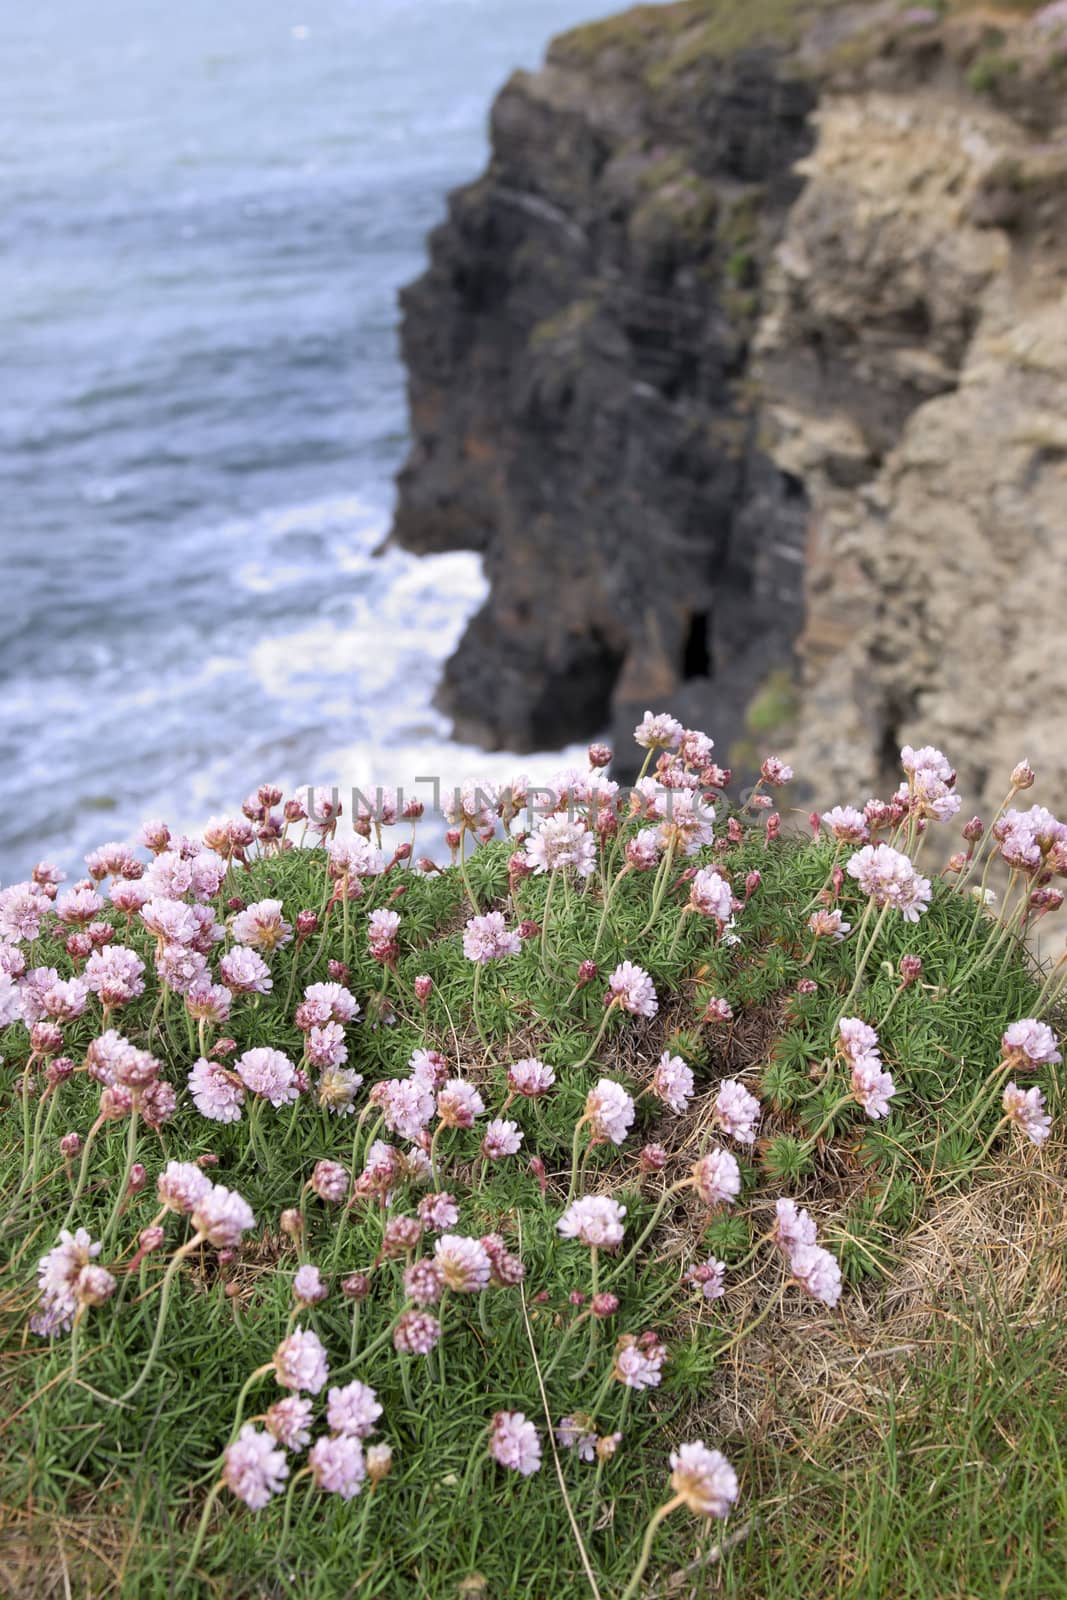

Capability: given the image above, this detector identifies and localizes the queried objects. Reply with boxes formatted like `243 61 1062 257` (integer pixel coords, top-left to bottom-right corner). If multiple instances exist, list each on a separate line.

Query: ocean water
0 0 648 882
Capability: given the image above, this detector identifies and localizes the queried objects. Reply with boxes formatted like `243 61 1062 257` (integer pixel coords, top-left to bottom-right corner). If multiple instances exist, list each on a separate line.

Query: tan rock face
757 88 1067 815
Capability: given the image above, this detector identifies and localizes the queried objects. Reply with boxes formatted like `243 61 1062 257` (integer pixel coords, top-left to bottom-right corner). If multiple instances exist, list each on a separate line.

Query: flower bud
327 959 349 983
727 817 743 844
31 1022 64 1058
528 1156 547 1197
944 852 967 874
417 856 438 874
341 1273 372 1301
226 897 246 913
517 920 540 940
414 974 433 1009
765 813 780 841
702 998 733 1023
445 828 461 851
744 871 762 898
962 816 984 843
197 1151 220 1167
296 910 318 939
65 932 92 962
588 742 613 768
127 1163 147 1194
569 1290 586 1307
46 1056 75 1086
60 1132 82 1159
402 797 424 820
279 1208 303 1239
591 1292 619 1318
366 1442 393 1485
796 977 817 995
212 1038 237 1059
1011 760 1035 791
284 797 307 823
639 1143 668 1172
899 955 923 986
576 959 599 988
139 1225 165 1253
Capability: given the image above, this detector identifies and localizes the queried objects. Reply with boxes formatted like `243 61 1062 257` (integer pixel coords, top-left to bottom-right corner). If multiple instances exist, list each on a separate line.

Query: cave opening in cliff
682 611 712 681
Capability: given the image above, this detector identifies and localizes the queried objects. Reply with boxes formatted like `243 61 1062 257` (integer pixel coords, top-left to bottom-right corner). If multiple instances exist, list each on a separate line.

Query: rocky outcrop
392 0 1067 805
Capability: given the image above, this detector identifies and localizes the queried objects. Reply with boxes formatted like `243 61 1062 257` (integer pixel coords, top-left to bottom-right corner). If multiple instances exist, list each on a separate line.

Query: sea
0 0 653 883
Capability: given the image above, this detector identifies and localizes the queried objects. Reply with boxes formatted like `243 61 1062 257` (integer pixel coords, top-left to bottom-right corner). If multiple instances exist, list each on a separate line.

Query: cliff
392 0 1067 805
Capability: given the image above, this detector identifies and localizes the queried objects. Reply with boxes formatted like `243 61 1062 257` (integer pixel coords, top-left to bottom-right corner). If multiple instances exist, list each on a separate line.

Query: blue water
0 0 644 881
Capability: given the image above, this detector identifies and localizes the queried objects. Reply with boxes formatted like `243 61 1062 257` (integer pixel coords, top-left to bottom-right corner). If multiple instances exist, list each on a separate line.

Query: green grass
1 783 1064 1598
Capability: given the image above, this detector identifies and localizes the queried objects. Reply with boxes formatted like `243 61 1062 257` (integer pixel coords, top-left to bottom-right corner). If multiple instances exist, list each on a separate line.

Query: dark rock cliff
392 0 1067 800
392 3 820 766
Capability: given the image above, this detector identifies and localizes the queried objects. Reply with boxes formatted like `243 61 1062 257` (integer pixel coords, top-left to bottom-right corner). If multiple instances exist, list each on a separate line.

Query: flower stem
116 1235 201 1404
619 1496 683 1600
604 1180 689 1286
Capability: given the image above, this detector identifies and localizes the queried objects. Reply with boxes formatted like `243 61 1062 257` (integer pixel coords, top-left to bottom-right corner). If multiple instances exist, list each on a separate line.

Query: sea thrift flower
714 1079 761 1144
434 1235 492 1293
507 1058 555 1097
639 1142 668 1172
404 1259 444 1306
557 1195 626 1249
40 978 89 1022
614 1332 668 1390
310 1160 349 1205
223 1425 289 1510
230 899 292 953
35 1228 103 1334
293 1265 328 1306
808 908 850 941
409 1048 449 1089
0 885 43 942
850 1057 896 1119
185 980 232 1024
326 1380 382 1439
607 961 658 1018
157 1160 213 1214
1001 1019 1061 1070
524 816 597 877
236 1047 299 1107
306 1021 348 1069
317 1066 363 1115
691 1148 742 1207
301 981 360 1025
219 946 273 995
83 945 145 1007
375 1077 435 1140
366 1443 393 1484
634 711 683 751
669 1442 738 1518
309 1434 365 1500
482 1118 523 1160
436 1079 485 1129
651 1052 694 1114
837 1017 880 1060
273 1326 329 1394
684 1257 727 1301
847 843 931 921
585 1079 636 1146
462 911 521 963
265 1396 313 1451
414 974 433 1008
418 1192 460 1232
489 1412 542 1476
702 997 734 1022
190 1184 255 1248
368 909 401 962
821 805 869 843
393 1310 441 1355
382 1216 422 1257
789 1243 843 1307
188 1056 245 1123
1003 1082 1052 1146
689 868 733 922
774 1198 818 1255
625 828 663 870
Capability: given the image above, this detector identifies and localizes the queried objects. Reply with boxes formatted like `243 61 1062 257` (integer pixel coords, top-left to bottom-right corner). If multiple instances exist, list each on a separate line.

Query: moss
550 2 706 68
967 49 1020 92
527 299 597 350
726 246 756 287
630 170 719 248
745 667 801 735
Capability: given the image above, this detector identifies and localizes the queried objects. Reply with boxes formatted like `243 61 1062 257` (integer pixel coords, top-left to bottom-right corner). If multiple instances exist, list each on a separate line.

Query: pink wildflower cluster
847 843 931 921
774 1199 842 1307
837 1017 896 1119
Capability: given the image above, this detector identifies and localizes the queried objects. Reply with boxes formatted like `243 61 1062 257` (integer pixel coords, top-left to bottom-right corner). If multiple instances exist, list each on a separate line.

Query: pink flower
409 1048 449 1089
634 711 683 751
669 1442 738 1518
837 1017 880 1061
524 816 597 878
1003 1082 1052 1146
625 828 662 870
482 1119 523 1160
185 981 232 1024
651 1052 694 1114
462 911 521 963
368 908 401 961
683 1257 727 1301
689 869 733 922
230 899 292 953
40 978 89 1022
223 1425 289 1509
613 1332 668 1389
376 1077 436 1140
309 1434 365 1499
236 1047 299 1107
850 1057 896 1119
317 1065 363 1115
191 1184 255 1248
585 1079 635 1146
83 945 145 1007
608 961 657 1018
489 1411 542 1476
302 981 360 1025
273 1326 329 1394
691 1148 741 1207
219 946 273 995
403 1259 444 1306
310 1160 349 1204
714 1079 761 1144
557 1416 598 1461
789 1243 842 1307
306 1021 347 1070
293 1264 328 1306
808 908 850 941
434 1234 491 1293
265 1395 313 1450
326 1380 381 1439
774 1198 818 1255
1001 1019 1061 1069
557 1195 626 1249
702 997 734 1023
507 1058 555 1098
821 806 869 843
418 1192 459 1233
436 1079 485 1129
188 1056 245 1123
761 756 793 786
35 1228 102 1333
157 1160 213 1214
393 1310 441 1355
846 844 931 921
